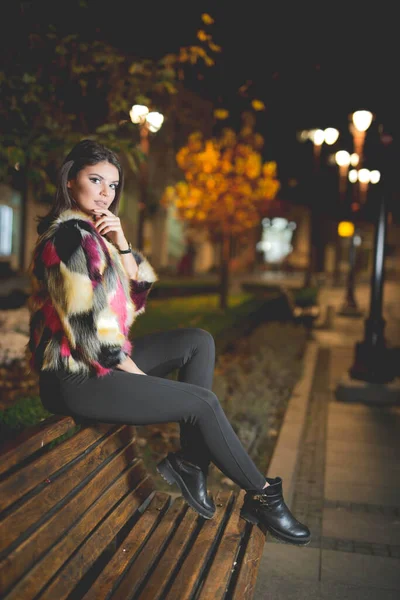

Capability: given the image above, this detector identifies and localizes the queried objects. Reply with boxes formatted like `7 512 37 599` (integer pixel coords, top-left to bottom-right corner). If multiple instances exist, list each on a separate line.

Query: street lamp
357 168 381 204
129 104 164 250
338 221 363 317
302 126 339 287
333 150 351 285
350 110 373 167
347 190 395 385
309 127 339 170
335 150 351 201
337 166 380 316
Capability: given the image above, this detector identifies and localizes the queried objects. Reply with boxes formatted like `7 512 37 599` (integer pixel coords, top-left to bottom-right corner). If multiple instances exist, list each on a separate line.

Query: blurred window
0 205 13 255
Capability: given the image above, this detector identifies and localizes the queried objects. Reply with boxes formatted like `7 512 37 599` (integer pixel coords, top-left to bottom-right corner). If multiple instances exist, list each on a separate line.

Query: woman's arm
92 208 157 312
119 249 138 279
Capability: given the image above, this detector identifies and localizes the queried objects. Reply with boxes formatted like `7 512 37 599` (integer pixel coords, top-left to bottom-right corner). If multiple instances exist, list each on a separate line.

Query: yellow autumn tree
162 117 280 309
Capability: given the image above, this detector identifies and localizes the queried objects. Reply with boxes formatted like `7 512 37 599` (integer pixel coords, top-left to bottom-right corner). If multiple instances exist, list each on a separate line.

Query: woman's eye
89 177 100 184
110 183 118 190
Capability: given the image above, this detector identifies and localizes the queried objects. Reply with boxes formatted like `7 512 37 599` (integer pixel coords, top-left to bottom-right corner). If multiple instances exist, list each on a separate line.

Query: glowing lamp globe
146 111 164 133
129 104 149 124
335 150 351 167
324 128 339 145
352 110 373 132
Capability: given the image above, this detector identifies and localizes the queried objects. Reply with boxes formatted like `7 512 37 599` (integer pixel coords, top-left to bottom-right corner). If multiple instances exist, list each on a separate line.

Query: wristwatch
118 242 132 255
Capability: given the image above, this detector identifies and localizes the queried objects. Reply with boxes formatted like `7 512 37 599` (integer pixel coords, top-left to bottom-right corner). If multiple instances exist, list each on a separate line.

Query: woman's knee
190 328 215 352
190 388 220 417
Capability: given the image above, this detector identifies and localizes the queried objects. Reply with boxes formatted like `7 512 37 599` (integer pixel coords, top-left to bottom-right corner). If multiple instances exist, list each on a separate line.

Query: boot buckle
253 493 270 507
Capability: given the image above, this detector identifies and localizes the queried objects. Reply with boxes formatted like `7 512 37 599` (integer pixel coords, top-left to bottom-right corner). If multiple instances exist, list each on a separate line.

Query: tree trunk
220 233 231 310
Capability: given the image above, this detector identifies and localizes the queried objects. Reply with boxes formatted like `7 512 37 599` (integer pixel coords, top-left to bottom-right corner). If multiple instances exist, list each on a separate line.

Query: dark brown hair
37 139 124 235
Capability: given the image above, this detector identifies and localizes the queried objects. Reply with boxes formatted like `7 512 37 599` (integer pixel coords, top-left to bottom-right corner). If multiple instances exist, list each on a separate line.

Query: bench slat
133 500 200 600
3 466 153 600
165 489 235 600
38 477 155 600
198 491 247 600
0 425 136 554
232 525 266 600
81 492 173 600
0 422 114 512
1 458 152 597
0 415 76 477
107 496 188 600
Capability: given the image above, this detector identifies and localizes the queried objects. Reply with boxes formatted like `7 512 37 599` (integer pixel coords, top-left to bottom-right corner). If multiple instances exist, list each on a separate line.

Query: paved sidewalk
254 281 400 599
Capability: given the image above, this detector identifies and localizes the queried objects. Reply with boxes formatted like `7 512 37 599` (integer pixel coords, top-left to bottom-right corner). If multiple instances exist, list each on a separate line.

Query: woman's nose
101 185 110 197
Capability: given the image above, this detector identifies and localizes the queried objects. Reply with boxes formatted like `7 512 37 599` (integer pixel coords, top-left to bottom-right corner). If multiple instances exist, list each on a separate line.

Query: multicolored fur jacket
27 209 157 377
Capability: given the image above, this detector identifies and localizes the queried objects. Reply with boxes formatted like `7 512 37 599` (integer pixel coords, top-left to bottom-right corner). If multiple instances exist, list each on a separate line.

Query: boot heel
156 459 175 486
240 507 259 525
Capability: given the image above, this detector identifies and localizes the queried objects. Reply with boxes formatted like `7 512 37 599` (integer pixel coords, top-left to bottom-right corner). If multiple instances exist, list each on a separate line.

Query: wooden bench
0 415 266 599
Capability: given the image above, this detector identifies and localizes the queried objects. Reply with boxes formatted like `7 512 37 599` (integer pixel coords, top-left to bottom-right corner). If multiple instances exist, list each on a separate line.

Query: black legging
39 328 266 492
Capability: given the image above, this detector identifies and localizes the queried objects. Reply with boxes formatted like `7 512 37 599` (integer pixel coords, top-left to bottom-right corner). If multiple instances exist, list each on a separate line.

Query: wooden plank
165 490 235 600
0 415 76 476
232 525 266 600
37 478 156 600
0 422 114 512
81 492 172 600
198 491 247 600
0 456 152 596
0 425 136 554
133 499 201 600
108 497 188 600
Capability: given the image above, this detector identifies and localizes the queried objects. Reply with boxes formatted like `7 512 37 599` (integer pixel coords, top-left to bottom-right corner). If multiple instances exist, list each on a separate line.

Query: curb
266 340 319 509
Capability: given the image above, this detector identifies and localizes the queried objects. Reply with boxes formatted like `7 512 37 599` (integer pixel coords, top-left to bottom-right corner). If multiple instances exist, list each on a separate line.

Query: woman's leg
40 367 266 492
130 328 216 472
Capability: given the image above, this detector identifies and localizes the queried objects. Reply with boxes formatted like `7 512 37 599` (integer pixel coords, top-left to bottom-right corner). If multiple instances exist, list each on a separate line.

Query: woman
28 139 310 546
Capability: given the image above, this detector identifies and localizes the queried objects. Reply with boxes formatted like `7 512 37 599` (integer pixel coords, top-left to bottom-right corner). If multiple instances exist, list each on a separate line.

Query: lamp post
338 167 380 317
347 126 398 385
357 168 381 205
303 127 339 287
348 191 395 384
335 150 351 201
333 150 351 285
129 104 164 250
338 221 363 317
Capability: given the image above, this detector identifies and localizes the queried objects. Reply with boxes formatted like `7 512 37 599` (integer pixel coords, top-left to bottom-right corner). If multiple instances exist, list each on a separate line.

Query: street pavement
254 280 400 599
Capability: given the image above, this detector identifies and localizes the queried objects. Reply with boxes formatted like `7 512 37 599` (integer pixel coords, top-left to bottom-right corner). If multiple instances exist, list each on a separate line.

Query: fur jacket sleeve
28 210 157 377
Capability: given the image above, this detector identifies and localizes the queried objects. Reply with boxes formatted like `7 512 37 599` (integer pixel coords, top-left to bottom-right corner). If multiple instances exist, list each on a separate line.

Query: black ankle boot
156 452 215 519
240 477 311 546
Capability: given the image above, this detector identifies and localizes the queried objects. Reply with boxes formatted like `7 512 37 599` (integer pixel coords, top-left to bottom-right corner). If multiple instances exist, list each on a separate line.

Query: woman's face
67 161 120 216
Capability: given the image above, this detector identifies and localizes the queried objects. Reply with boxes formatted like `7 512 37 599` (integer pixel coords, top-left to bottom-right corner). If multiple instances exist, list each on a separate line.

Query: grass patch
0 396 52 442
131 292 278 339
290 286 319 307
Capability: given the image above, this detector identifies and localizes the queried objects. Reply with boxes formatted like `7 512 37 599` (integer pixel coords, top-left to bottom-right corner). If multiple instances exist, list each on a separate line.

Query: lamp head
324 128 339 145
311 129 325 146
358 168 371 184
130 104 149 124
348 169 358 183
335 150 351 167
352 110 373 132
146 111 164 133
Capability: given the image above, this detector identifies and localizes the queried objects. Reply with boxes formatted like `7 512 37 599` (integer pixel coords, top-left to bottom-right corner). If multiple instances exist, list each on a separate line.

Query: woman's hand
93 208 127 250
116 355 147 375
93 208 138 279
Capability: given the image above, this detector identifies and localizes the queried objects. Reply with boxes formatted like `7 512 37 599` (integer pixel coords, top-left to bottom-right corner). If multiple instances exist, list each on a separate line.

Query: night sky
3 1 400 215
